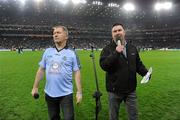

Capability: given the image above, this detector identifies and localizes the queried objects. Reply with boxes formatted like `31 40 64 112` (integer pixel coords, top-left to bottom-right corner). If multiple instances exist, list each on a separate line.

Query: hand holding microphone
31 88 39 100
115 36 124 53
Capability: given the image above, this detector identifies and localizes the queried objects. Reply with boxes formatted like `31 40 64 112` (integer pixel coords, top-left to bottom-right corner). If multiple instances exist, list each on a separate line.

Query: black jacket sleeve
99 47 119 72
136 49 148 76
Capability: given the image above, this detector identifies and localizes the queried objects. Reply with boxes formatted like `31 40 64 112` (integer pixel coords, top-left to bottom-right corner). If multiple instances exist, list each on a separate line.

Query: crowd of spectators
0 23 180 50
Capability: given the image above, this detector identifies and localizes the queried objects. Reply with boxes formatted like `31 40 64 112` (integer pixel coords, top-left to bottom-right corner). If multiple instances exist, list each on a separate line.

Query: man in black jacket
99 23 148 120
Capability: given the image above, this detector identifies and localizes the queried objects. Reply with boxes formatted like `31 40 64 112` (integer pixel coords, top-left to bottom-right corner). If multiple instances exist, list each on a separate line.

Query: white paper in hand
141 67 152 84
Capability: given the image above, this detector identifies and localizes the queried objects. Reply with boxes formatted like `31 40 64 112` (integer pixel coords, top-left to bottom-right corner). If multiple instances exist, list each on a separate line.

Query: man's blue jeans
45 93 74 120
108 91 138 120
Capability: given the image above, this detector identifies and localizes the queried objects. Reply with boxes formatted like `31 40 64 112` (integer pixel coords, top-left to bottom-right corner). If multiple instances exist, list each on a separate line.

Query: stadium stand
0 0 180 49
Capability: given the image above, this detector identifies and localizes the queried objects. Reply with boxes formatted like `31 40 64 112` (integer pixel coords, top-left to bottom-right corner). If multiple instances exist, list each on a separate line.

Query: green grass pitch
0 50 180 120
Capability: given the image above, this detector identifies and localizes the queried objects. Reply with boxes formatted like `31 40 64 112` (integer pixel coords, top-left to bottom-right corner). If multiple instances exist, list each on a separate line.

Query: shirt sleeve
72 51 81 71
39 50 47 69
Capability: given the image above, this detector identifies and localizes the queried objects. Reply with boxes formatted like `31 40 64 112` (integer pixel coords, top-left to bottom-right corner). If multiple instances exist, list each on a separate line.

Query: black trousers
45 93 74 120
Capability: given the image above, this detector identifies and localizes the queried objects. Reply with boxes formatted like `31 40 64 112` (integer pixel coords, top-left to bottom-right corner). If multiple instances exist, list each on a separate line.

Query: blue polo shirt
39 47 81 97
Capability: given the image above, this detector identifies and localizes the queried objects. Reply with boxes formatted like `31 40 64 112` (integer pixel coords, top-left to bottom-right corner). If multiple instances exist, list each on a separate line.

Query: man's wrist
76 91 82 95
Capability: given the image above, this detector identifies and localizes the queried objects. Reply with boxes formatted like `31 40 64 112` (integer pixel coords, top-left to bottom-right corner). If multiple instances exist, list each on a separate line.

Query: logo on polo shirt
52 62 59 69
48 61 61 74
63 56 67 61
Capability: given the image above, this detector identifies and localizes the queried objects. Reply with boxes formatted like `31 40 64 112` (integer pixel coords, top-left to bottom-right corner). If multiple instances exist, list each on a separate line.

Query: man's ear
124 30 126 36
66 36 68 40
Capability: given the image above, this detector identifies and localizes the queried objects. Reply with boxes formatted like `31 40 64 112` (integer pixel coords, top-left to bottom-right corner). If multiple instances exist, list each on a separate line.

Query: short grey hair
53 25 69 36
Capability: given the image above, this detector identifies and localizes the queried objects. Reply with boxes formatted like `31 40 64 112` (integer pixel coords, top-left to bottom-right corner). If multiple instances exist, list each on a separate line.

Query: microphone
33 93 39 99
117 40 121 46
115 36 123 45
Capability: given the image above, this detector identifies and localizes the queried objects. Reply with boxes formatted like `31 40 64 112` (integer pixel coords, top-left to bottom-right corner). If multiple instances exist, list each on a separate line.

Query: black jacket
100 41 148 94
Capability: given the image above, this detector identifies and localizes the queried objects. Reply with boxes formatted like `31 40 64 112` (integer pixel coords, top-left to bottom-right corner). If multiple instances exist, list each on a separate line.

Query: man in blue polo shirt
31 25 82 120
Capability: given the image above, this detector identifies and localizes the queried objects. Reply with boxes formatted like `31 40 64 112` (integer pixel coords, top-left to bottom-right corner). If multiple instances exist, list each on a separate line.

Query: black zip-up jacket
100 41 148 94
